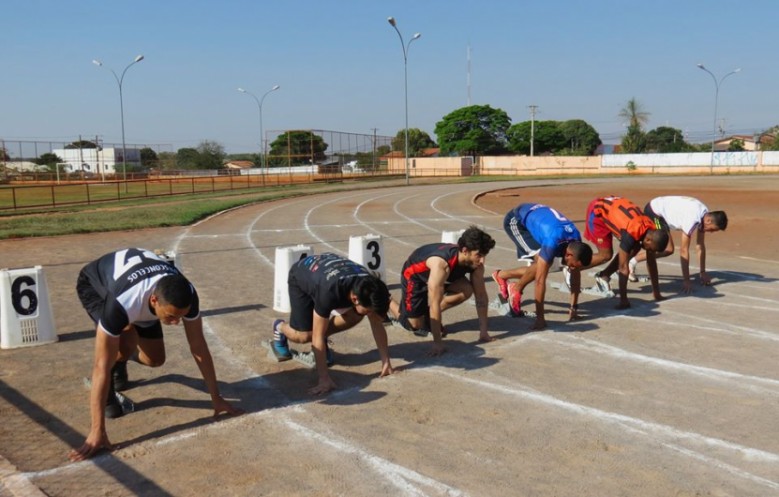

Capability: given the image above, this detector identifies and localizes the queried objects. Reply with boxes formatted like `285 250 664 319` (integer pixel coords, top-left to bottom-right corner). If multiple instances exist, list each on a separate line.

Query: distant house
223 160 255 170
712 134 772 151
594 144 621 155
380 148 440 159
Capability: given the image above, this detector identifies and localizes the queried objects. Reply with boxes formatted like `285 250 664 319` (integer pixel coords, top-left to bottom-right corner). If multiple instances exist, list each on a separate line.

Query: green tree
268 130 328 166
391 128 437 157
435 105 511 156
760 126 779 150
33 152 63 171
65 140 99 150
140 147 159 168
0 147 9 161
559 119 601 155
157 151 178 170
506 121 566 155
176 148 199 169
727 138 745 151
618 98 650 129
618 98 650 154
195 140 227 169
645 127 692 153
621 125 647 154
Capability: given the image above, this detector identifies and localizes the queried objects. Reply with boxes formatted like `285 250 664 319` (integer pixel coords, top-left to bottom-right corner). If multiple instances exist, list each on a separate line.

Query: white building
52 146 141 176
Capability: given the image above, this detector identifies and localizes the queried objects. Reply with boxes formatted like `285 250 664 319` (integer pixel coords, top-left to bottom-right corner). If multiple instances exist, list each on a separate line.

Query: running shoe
105 388 124 419
492 269 509 300
594 272 612 293
508 282 522 316
271 319 292 361
112 360 128 391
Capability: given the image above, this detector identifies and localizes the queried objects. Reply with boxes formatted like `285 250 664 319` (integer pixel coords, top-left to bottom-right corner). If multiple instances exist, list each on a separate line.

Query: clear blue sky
2 0 777 154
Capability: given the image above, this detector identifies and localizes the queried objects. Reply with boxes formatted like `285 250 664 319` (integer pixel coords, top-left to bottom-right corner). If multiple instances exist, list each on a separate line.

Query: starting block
550 282 615 298
348 234 385 281
441 229 465 244
260 339 317 369
1 266 58 349
273 245 314 313
154 249 178 267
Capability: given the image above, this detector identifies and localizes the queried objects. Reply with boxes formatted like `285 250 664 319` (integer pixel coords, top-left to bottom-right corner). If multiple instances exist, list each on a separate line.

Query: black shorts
287 272 315 332
643 203 670 231
76 270 163 339
398 277 429 321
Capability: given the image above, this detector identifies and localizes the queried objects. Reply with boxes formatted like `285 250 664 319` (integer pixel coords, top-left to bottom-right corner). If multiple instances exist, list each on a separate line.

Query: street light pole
93 55 144 185
696 63 740 174
388 16 421 186
238 85 280 171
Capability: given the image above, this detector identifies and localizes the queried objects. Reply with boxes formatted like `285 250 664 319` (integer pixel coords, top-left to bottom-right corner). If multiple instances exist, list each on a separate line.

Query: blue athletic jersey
514 203 581 262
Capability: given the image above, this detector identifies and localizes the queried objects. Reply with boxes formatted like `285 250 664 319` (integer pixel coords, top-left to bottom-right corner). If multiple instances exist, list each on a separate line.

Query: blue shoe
271 319 292 361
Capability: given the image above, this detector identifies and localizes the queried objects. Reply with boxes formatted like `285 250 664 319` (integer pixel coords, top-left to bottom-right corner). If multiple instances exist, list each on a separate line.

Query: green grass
0 179 409 239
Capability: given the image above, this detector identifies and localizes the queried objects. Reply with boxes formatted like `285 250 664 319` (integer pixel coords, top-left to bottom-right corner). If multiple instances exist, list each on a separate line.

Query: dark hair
708 211 728 230
457 226 496 255
154 274 194 309
352 275 390 316
568 240 593 266
647 229 670 252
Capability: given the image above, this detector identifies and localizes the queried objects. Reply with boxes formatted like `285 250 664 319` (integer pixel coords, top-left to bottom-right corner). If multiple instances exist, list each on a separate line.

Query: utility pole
528 105 538 156
370 128 378 170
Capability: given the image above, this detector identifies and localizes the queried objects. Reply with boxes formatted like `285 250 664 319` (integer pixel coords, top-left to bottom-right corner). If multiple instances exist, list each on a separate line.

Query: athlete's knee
139 355 166 368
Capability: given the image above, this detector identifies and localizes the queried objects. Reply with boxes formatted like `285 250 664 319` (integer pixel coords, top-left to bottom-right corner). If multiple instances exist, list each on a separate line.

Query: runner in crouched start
492 203 593 330
629 196 727 293
584 196 669 310
388 226 496 356
71 248 242 461
270 253 393 396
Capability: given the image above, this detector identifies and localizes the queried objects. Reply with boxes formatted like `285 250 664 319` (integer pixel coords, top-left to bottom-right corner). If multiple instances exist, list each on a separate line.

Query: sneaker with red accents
508 282 522 316
492 270 509 300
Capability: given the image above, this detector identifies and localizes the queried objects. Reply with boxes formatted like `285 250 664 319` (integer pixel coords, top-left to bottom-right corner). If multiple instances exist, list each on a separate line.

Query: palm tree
619 98 650 153
618 98 650 129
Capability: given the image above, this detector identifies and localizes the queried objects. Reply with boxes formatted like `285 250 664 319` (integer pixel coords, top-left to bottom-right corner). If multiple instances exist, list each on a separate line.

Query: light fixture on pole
696 63 740 174
92 55 144 185
387 16 421 186
238 85 280 172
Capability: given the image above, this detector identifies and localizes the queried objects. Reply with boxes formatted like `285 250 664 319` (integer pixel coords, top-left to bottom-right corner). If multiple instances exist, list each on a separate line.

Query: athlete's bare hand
309 377 337 396
69 430 113 462
212 396 244 418
427 342 447 357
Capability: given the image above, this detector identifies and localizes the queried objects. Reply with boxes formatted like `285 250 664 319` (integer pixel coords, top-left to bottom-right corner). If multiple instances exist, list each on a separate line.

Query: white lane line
697 300 779 312
525 333 779 395
391 193 441 236
244 197 320 268
283 418 468 497
658 309 779 342
38 393 466 497
739 256 779 264
301 191 398 255
614 314 779 343
428 368 779 489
